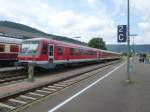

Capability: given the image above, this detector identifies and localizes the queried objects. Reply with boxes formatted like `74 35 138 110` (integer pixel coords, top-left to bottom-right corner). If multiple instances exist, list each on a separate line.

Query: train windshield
20 41 39 55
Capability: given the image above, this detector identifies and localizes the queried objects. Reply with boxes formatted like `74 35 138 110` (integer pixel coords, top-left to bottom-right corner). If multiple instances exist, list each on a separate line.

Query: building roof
0 35 22 44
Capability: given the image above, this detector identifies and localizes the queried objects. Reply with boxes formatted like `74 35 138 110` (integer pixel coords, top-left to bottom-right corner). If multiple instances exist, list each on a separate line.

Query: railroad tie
58 82 73 85
36 90 52 94
20 95 36 100
0 102 16 110
54 83 68 87
43 87 57 92
9 98 27 104
29 92 45 97
48 85 63 89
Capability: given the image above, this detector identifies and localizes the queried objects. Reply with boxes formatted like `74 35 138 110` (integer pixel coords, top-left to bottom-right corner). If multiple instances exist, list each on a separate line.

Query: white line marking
48 62 126 112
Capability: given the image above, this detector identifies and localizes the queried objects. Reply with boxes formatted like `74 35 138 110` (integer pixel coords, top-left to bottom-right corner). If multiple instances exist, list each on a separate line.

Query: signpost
117 0 135 82
117 24 131 82
117 25 127 43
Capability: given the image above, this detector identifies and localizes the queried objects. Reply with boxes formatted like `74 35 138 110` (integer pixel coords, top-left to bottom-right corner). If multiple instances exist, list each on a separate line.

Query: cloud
3 0 150 44
138 22 149 30
132 0 150 44
0 0 118 44
87 0 97 5
135 33 150 45
87 0 98 6
112 0 125 16
132 0 149 13
0 0 56 31
50 10 80 28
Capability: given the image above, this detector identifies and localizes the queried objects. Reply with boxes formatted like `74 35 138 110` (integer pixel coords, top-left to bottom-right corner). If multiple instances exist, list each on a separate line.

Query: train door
48 44 54 63
96 51 99 60
98 51 101 60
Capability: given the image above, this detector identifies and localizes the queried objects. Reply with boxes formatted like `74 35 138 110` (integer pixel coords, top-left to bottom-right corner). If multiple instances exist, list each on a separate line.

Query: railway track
0 60 122 112
0 69 27 84
0 62 108 85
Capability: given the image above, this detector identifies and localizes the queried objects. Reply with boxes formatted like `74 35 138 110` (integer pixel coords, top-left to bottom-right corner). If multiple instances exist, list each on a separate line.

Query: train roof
0 35 22 44
23 38 49 41
23 37 121 54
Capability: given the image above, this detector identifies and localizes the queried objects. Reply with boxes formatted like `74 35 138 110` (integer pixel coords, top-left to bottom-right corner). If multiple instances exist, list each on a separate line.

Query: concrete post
28 62 34 82
14 62 18 70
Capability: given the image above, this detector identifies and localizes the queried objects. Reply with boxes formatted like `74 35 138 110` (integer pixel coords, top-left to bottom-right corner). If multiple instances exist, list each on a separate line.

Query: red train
18 38 121 69
0 35 22 66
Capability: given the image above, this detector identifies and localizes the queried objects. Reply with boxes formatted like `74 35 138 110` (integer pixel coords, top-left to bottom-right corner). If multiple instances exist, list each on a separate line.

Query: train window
10 45 19 52
76 49 80 55
42 44 48 54
79 49 84 55
21 41 39 55
84 50 88 55
87 51 90 55
93 51 96 55
82 49 86 55
79 49 82 55
70 48 75 55
0 44 5 52
49 45 53 56
89 51 93 55
74 49 79 55
58 47 63 55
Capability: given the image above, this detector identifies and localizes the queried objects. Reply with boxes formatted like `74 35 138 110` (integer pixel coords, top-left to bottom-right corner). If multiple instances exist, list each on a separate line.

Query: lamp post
127 0 131 82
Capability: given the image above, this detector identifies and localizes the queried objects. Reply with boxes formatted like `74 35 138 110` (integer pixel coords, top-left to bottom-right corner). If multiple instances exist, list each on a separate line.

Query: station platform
0 63 112 99
23 60 150 112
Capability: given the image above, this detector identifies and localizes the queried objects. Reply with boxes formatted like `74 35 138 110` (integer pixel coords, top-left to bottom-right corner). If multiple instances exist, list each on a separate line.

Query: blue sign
117 25 127 42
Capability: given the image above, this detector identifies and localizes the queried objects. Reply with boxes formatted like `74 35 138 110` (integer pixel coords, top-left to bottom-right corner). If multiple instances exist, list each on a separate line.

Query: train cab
18 38 55 69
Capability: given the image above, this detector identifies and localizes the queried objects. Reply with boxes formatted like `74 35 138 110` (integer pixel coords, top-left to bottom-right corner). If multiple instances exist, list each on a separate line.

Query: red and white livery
18 38 121 69
0 36 22 65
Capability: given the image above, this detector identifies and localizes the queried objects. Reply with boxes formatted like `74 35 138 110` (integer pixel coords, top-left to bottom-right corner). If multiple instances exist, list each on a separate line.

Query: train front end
18 39 42 67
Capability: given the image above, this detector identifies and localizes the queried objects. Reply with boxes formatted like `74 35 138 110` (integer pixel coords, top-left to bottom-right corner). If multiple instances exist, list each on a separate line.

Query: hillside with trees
0 21 87 45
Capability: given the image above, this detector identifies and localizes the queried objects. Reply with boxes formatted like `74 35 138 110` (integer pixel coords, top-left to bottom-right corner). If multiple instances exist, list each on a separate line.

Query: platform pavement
0 62 114 99
0 66 22 72
24 60 150 112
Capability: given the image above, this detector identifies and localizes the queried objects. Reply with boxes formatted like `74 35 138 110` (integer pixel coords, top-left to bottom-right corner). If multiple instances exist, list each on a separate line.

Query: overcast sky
0 0 149 44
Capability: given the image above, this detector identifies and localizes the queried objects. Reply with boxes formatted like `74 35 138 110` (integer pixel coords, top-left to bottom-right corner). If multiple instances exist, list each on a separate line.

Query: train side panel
18 38 121 69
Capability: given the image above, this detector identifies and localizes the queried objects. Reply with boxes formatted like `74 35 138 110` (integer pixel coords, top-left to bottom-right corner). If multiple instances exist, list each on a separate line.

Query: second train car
0 35 22 66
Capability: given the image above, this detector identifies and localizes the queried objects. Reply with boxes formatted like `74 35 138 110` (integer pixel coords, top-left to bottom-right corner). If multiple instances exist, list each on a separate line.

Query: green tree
88 37 107 50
